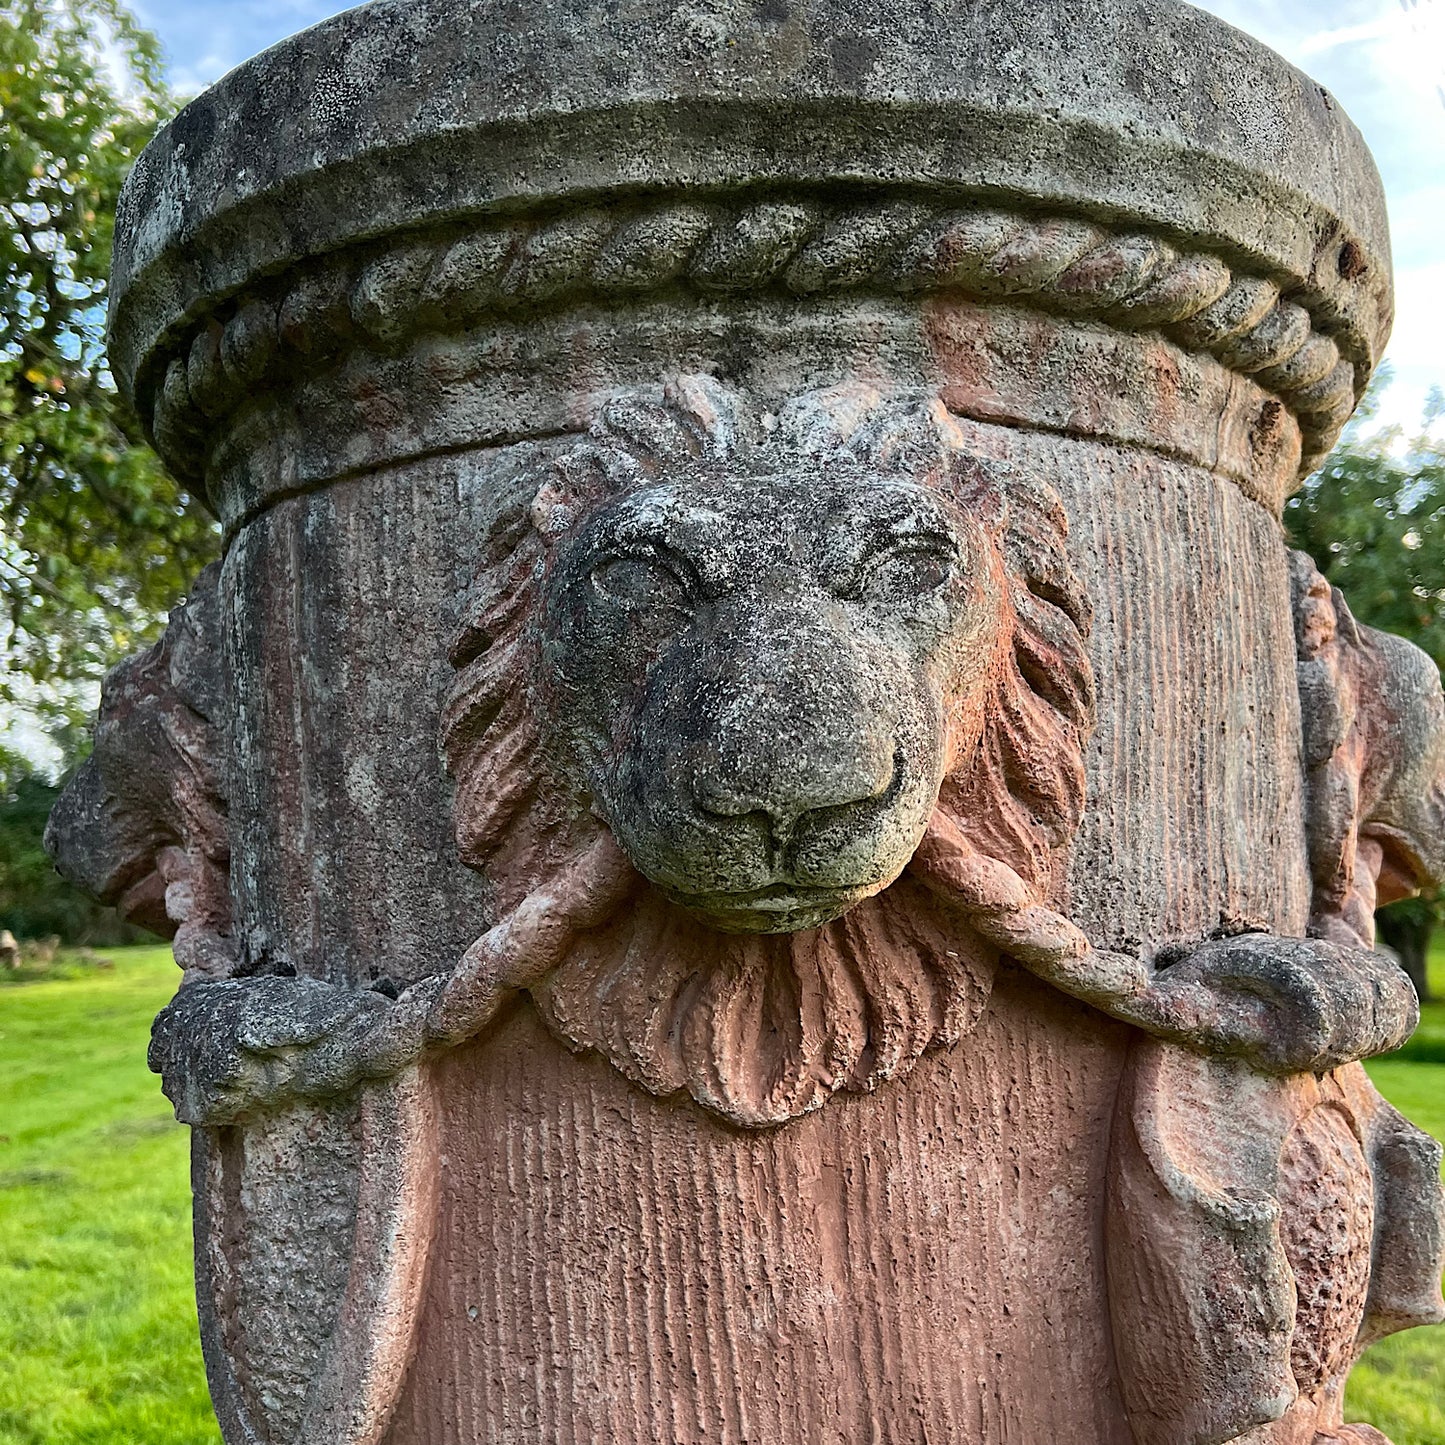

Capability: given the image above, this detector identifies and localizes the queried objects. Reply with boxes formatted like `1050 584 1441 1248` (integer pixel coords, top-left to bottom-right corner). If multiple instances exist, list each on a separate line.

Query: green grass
1347 943 1445 1444
1349 1050 1445 1443
0 946 219 1445
1 944 1443 1443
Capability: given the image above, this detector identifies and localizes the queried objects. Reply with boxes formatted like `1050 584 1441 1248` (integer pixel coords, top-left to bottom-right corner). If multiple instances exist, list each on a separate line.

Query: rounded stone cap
113 0 1392 489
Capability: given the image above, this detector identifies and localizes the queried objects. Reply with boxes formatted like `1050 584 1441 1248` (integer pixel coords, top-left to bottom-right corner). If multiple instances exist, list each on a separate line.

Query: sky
126 0 1445 437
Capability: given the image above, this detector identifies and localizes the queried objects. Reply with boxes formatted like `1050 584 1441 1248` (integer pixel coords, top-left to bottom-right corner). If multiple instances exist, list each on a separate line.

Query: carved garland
142 382 1419 1128
145 192 1361 486
148 786 1421 1128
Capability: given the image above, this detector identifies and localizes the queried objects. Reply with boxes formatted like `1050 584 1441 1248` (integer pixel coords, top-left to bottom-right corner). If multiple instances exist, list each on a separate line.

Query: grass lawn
0 944 1443 1443
1348 944 1445 1443
0 947 219 1445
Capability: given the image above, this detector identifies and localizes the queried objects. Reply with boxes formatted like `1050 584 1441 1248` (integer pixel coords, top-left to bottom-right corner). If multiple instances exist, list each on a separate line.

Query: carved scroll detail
44 562 236 980
193 1069 438 1445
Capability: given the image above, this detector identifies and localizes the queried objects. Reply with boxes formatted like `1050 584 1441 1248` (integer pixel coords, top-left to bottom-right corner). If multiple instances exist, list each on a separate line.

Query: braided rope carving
148 834 640 1125
908 812 1416 1077
149 193 1361 485
149 807 1417 1127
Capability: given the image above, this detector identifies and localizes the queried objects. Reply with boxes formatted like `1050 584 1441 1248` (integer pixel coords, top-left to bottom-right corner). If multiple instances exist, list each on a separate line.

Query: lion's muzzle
608 606 946 934
531 457 1001 938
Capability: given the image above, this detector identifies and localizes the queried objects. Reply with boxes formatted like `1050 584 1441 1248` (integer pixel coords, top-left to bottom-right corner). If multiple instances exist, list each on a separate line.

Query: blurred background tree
1 0 215 741
1288 374 1445 1001
1 0 212 941
0 743 146 942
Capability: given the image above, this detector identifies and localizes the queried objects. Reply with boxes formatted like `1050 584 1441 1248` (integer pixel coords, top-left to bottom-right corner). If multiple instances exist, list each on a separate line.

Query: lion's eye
591 553 692 613
855 542 955 602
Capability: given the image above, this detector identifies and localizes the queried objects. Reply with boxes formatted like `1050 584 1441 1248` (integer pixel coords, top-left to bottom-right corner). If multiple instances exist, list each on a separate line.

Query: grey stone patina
530 383 1009 934
110 0 1390 416
44 1 1445 1442
44 564 234 980
113 0 1388 518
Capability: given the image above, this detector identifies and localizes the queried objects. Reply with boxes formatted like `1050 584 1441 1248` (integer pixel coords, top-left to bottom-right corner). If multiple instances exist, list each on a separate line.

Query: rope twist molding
148 190 1363 489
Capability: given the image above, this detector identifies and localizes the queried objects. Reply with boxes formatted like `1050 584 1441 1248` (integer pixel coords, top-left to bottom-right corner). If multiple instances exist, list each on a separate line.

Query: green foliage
0 0 217 734
1347 1318 1445 1445
1288 378 1445 673
0 750 142 943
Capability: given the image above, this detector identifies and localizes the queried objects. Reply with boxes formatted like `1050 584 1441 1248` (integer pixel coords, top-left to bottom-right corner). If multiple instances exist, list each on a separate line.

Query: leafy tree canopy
1 0 216 744
1288 376 1445 672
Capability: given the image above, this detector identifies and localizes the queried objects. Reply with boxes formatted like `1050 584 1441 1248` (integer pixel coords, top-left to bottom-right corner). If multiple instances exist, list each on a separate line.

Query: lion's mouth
663 881 878 935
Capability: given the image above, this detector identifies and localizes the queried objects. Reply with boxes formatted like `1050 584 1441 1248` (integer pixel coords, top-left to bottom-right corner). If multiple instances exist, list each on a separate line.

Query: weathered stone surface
45 1 1445 1442
43 563 235 980
1109 1049 1444 1445
109 0 1391 437
1292 550 1445 947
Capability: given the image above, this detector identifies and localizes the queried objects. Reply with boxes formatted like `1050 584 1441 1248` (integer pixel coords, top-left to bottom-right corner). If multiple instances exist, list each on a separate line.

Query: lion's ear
663 373 748 458
842 394 966 476
775 380 885 456
1288 551 1340 658
945 455 1010 538
529 451 607 539
582 375 752 484
528 481 576 538
600 396 697 466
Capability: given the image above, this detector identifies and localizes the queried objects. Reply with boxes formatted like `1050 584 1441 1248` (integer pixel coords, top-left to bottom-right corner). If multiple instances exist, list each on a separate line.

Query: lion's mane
442 377 1094 1125
44 563 236 979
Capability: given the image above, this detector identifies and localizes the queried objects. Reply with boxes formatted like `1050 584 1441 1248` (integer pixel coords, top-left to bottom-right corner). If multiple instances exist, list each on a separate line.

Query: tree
1 0 217 741
1287 378 1445 1000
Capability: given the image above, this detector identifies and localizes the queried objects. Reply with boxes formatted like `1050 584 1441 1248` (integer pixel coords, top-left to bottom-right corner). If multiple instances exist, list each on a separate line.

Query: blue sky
128 0 1445 434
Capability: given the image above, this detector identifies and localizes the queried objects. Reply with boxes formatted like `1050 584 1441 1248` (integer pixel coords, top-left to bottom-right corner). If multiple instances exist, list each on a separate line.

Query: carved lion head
43 562 236 979
1291 550 1445 946
444 377 1094 1124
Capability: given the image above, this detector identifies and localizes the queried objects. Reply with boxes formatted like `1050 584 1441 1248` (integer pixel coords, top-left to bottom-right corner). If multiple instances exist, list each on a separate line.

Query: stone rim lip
108 0 1392 413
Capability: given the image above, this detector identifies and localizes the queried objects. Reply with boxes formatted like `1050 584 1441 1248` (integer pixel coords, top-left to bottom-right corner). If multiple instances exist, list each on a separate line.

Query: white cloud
94 23 138 99
1295 18 1395 53
1372 260 1445 436
169 52 242 96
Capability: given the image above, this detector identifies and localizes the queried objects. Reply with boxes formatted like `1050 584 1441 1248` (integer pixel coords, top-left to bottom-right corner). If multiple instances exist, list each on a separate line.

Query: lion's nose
692 740 899 849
